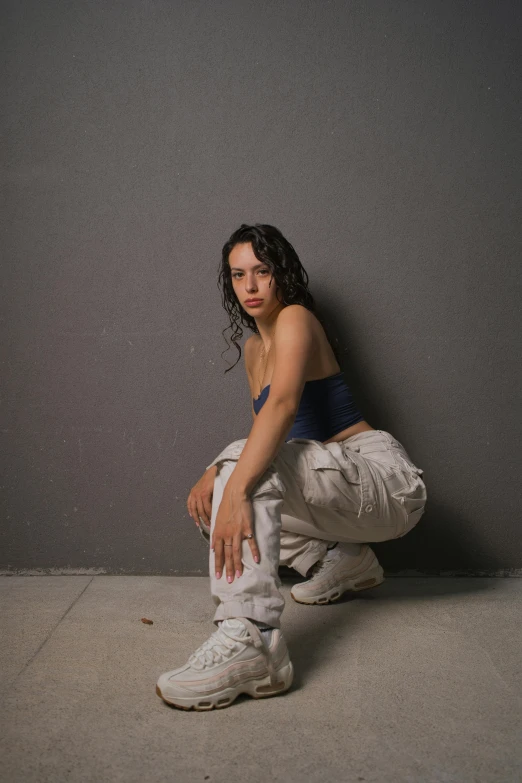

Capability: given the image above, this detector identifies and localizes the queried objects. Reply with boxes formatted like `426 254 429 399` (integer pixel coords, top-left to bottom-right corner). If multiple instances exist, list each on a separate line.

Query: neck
254 302 285 347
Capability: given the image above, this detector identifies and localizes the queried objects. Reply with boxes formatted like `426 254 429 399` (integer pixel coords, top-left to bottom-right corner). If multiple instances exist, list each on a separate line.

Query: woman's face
228 242 283 317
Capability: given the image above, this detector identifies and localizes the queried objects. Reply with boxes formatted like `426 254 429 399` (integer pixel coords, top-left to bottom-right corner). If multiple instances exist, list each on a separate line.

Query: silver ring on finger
245 534 253 539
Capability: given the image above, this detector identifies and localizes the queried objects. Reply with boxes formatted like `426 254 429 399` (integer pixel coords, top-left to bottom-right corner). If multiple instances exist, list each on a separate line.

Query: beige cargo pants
198 429 427 628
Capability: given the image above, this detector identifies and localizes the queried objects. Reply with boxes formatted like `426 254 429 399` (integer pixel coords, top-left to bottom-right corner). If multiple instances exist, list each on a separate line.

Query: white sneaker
290 544 384 605
156 618 294 711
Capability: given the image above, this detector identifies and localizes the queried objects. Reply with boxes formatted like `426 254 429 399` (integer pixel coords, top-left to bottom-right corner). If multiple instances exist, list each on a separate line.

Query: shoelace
309 551 338 579
188 618 278 686
188 627 237 669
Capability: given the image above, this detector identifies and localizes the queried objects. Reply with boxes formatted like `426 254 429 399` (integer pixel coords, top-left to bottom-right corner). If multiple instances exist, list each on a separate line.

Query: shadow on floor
279 571 497 688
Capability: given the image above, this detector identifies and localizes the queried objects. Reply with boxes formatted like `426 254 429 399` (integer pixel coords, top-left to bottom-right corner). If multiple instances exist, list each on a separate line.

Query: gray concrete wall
1 0 520 575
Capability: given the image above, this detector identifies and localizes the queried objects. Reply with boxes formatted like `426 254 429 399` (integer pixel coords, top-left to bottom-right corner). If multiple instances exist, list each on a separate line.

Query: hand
211 485 260 583
187 466 217 530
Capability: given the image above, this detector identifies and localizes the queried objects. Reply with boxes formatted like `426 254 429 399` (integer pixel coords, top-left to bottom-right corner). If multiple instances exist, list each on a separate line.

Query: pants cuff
291 545 327 577
213 600 283 629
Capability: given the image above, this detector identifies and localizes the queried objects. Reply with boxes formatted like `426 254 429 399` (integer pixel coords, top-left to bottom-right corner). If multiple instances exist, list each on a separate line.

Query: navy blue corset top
252 371 364 442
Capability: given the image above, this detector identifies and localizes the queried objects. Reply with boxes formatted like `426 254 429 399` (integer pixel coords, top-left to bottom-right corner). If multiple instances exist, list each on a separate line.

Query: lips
245 300 263 305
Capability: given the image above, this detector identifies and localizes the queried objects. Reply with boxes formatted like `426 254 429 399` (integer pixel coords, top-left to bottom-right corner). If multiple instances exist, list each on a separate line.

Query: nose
245 275 258 293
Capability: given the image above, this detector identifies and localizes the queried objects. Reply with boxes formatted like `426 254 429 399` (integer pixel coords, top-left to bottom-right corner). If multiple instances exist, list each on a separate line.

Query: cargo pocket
394 450 425 477
302 445 362 514
351 439 403 479
392 469 427 536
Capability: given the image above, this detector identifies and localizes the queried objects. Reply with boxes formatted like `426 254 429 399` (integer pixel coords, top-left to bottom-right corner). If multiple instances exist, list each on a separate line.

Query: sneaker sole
156 661 294 711
290 565 385 605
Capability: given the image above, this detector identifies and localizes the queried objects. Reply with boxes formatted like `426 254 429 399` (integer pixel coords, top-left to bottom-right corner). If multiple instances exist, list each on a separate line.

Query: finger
195 498 208 527
241 503 258 562
187 499 198 526
224 543 235 583
193 500 201 526
247 535 261 564
214 539 224 578
233 534 243 578
199 496 212 527
202 495 213 526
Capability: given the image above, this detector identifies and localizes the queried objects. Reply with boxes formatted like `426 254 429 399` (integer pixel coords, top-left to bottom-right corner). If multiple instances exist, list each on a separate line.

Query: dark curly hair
218 223 342 373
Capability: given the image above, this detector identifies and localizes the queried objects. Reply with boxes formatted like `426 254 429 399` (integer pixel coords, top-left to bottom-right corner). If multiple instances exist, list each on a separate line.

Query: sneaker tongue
220 618 249 639
325 548 342 564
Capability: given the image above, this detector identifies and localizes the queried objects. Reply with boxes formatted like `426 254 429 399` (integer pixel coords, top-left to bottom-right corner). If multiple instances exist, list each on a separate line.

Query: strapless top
253 370 364 442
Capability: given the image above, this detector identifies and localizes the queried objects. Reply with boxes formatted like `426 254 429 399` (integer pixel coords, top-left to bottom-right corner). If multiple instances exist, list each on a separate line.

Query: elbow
265 395 299 420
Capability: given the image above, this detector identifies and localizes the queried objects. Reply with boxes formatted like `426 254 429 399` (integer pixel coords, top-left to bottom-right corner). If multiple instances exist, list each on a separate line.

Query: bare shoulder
275 304 316 334
275 305 335 374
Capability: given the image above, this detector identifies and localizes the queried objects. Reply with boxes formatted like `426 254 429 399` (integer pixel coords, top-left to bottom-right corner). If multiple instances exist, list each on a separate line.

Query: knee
250 466 286 499
207 440 286 498
205 439 247 472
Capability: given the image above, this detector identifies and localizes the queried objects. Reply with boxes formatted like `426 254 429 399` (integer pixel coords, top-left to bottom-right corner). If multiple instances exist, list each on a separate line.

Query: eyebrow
230 264 268 271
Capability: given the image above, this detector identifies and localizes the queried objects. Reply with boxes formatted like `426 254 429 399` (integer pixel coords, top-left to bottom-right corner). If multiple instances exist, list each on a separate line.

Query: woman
156 223 427 711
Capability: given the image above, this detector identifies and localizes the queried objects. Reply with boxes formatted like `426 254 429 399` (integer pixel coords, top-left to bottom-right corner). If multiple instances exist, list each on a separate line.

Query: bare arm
244 335 260 424
229 306 313 497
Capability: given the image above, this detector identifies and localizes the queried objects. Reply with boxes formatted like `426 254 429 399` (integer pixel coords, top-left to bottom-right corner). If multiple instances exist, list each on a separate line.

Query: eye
232 268 270 279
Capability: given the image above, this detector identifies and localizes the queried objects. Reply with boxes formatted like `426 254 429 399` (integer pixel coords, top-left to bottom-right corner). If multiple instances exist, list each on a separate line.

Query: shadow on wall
373 503 505 576
310 289 507 577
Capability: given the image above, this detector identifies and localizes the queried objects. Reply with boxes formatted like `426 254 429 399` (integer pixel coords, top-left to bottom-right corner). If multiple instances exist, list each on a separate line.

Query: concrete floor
1 576 521 783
